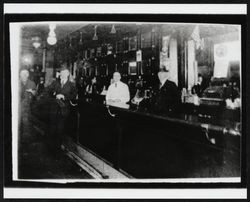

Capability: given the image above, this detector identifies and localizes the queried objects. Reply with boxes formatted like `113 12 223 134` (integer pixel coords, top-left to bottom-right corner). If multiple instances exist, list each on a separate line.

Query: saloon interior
16 22 241 180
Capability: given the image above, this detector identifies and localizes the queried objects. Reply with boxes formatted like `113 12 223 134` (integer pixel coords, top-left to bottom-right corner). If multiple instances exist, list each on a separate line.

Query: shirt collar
114 81 121 85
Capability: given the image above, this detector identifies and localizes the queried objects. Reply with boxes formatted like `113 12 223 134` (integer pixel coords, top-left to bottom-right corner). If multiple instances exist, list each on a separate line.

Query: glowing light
93 25 98 40
22 54 33 65
47 36 57 45
47 24 57 45
32 36 41 49
33 41 41 48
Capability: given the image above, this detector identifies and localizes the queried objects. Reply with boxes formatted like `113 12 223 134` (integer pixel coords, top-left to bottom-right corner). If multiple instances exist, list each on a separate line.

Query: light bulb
93 25 98 40
22 54 33 65
32 36 41 49
33 41 41 49
47 23 57 45
47 36 57 45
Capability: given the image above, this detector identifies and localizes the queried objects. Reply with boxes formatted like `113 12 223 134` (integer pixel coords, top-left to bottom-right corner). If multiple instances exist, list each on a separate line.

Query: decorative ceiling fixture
69 36 72 48
110 24 116 34
47 24 57 45
93 25 98 41
31 36 41 49
190 25 204 50
79 32 83 45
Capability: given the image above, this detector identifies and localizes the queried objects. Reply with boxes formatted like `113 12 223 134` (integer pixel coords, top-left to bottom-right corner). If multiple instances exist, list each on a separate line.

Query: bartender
151 66 181 113
106 72 130 103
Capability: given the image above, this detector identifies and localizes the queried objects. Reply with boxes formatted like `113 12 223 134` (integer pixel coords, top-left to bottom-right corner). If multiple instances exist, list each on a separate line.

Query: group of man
20 66 77 115
105 67 181 112
19 64 180 153
19 66 77 153
20 63 181 117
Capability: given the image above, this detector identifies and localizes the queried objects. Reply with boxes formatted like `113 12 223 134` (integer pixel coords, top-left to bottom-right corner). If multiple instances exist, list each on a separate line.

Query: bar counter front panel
77 98 240 179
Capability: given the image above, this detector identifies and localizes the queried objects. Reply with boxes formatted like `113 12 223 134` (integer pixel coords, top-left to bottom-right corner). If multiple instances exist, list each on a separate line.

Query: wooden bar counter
76 97 241 179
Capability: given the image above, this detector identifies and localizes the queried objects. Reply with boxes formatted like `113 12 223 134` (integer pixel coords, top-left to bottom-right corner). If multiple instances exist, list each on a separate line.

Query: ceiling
21 22 239 50
21 23 88 40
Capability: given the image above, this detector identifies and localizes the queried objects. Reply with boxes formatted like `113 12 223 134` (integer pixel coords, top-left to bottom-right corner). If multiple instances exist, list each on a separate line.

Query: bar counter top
78 97 241 137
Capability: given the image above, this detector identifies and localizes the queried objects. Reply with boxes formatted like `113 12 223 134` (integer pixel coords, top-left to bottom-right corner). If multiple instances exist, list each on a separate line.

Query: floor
18 117 93 179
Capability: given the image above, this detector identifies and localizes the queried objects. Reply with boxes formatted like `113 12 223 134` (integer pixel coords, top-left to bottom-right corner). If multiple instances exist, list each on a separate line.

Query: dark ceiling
21 22 239 50
21 23 88 40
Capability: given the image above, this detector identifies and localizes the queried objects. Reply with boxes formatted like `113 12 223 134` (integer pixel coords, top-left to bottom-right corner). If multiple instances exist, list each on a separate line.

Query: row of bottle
181 87 241 109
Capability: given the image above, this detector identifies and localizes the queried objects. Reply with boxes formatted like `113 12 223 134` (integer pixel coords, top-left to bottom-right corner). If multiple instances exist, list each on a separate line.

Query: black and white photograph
3 2 248 199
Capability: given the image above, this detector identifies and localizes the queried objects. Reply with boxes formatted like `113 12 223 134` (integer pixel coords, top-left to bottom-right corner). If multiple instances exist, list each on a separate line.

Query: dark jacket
191 81 206 97
37 83 45 96
45 79 77 101
85 83 100 95
39 79 77 118
20 79 36 113
20 79 36 101
151 80 181 113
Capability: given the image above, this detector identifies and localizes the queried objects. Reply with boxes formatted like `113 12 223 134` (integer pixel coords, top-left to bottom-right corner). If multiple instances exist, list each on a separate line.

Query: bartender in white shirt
106 72 130 103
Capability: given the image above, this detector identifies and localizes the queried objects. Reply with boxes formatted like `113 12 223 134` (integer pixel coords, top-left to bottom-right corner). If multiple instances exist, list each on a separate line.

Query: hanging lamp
47 24 57 45
110 24 116 34
93 25 98 40
79 32 83 45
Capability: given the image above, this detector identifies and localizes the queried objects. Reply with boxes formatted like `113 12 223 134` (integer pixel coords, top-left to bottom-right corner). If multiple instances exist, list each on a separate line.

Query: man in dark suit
151 67 181 114
85 76 100 96
19 69 37 140
41 66 77 153
45 67 77 102
20 69 37 113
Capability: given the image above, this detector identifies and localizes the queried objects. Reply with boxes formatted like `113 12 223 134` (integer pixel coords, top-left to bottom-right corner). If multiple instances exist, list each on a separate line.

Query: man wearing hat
151 65 181 113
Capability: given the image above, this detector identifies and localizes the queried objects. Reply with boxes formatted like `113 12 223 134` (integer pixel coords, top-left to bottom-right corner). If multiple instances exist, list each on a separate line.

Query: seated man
85 76 100 96
191 74 206 97
150 67 181 113
131 76 145 105
36 76 45 96
106 72 130 104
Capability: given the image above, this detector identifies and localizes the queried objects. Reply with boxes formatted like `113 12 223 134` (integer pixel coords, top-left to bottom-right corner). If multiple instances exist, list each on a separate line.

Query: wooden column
42 47 46 72
177 30 186 90
169 38 178 85
137 25 142 75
